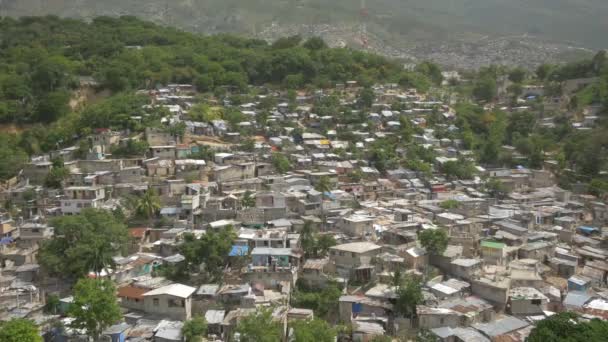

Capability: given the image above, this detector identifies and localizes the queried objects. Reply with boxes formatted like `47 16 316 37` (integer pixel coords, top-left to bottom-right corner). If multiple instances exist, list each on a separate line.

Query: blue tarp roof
229 245 249 257
324 191 336 200
578 226 600 235
0 237 14 245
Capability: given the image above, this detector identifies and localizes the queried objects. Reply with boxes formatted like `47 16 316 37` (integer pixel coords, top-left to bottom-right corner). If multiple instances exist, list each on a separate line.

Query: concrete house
90 129 121 155
142 283 196 320
480 241 506 265
0 217 16 240
340 215 374 237
60 186 105 215
438 296 495 325
404 247 428 271
417 306 463 329
17 223 54 248
330 242 383 282
300 258 332 289
150 145 176 159
471 278 511 310
339 295 392 324
508 287 548 316
212 163 256 183
117 285 149 312
449 258 482 280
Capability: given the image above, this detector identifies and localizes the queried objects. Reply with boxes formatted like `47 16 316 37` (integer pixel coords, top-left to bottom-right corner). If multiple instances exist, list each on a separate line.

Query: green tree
441 159 476 180
182 315 208 342
473 76 497 102
272 35 303 49
303 37 328 50
316 234 337 257
508 68 526 83
536 64 553 80
177 227 237 281
480 113 507 165
439 200 459 210
300 221 317 258
240 138 256 152
69 278 122 341
236 309 283 342
189 103 220 123
31 55 72 93
507 83 523 99
285 74 305 89
392 268 403 287
0 133 28 180
394 276 423 318
241 190 256 209
314 176 333 194
588 179 608 198
44 157 69 189
38 209 128 279
195 75 214 92
485 178 509 199
418 229 448 255
416 61 443 85
292 281 342 320
292 318 336 342
110 139 149 157
35 90 71 123
136 188 161 225
417 329 440 342
0 319 42 342
44 294 61 314
168 122 186 141
528 312 608 342
315 175 333 230
359 87 375 108
272 153 292 174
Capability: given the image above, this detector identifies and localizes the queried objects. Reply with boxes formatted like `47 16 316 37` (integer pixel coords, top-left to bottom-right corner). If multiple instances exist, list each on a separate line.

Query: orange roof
118 286 148 300
129 228 149 238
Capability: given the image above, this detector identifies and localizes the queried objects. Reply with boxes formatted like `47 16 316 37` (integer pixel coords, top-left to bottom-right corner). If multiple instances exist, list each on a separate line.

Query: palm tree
315 176 333 231
136 188 161 227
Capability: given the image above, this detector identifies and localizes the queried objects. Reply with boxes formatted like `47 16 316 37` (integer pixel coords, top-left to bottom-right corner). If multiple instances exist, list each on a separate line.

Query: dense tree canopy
0 133 28 181
0 15 424 125
0 319 42 342
394 275 423 318
236 309 283 342
528 312 608 342
291 318 337 342
182 315 208 342
292 281 342 321
418 228 449 255
38 208 129 279
68 278 122 341
172 226 237 282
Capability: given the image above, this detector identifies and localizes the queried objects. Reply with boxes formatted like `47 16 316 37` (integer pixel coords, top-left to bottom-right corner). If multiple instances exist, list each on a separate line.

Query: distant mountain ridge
1 0 606 49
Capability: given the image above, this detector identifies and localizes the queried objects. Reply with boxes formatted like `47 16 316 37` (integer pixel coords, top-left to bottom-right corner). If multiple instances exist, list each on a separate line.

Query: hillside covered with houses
1 16 608 342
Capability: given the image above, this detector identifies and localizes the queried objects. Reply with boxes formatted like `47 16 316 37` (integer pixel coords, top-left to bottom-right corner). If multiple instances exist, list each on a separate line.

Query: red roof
118 286 148 300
